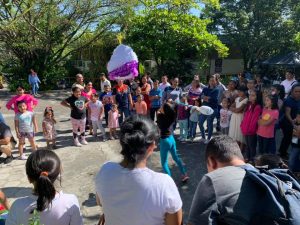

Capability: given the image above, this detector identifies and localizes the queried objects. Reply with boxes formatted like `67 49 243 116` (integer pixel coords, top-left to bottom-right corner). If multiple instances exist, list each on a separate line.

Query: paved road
0 89 208 224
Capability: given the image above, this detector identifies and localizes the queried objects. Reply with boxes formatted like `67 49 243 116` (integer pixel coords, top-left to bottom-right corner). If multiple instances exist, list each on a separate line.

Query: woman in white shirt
6 150 83 225
95 115 183 225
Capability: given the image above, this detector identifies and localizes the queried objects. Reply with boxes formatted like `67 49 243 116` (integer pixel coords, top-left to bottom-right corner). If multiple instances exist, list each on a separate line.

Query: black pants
279 123 293 157
150 107 160 121
245 135 257 161
258 135 273 154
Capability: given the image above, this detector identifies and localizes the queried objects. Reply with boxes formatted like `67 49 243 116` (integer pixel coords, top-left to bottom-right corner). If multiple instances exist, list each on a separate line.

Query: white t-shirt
88 100 103 121
220 109 232 128
6 191 83 225
101 79 111 92
158 82 170 92
95 162 182 225
281 79 297 95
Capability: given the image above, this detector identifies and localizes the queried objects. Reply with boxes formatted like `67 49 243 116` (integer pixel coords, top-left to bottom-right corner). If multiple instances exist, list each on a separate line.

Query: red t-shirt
257 108 279 138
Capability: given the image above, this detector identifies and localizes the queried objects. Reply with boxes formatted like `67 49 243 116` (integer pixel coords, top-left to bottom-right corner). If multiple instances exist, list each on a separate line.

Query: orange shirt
135 101 147 115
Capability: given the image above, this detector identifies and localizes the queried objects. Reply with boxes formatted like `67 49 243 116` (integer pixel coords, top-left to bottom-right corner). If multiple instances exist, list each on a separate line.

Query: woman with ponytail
6 150 83 225
95 115 183 225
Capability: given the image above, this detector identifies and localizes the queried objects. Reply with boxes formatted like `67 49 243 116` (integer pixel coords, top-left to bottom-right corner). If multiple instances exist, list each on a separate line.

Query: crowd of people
0 69 300 224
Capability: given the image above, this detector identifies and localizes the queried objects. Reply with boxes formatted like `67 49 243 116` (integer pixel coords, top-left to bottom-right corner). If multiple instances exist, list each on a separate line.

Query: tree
204 0 297 70
124 0 228 77
0 0 129 81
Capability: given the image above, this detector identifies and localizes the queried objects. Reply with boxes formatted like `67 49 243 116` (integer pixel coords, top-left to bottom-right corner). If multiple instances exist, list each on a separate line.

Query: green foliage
125 0 228 77
204 0 298 70
0 0 128 86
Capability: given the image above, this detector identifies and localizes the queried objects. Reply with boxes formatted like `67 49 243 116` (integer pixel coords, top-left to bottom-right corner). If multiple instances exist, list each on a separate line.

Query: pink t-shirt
135 101 147 115
257 108 279 138
6 94 38 114
81 88 96 100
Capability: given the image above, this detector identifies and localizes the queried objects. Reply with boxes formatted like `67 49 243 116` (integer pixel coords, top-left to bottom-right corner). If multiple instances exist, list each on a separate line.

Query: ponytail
36 173 56 211
26 150 61 212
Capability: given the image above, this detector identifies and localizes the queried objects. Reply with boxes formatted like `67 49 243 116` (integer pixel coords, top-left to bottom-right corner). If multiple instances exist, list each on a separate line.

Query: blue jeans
32 82 39 95
178 119 188 139
118 107 130 125
198 108 217 140
289 146 300 172
160 135 186 176
189 121 197 138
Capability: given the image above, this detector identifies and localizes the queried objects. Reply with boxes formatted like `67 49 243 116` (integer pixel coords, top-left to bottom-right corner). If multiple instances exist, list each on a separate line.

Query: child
132 87 142 104
149 80 162 121
108 104 119 140
6 150 83 224
42 106 57 150
257 95 279 154
189 98 201 141
240 90 262 162
14 100 38 160
100 85 113 127
177 96 189 141
228 86 248 149
289 111 300 173
0 189 9 223
246 79 256 95
157 102 189 182
61 86 89 147
220 98 232 135
88 93 107 141
134 94 147 116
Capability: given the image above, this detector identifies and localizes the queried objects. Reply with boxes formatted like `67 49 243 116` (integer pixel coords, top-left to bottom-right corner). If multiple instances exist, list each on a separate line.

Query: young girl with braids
6 150 83 225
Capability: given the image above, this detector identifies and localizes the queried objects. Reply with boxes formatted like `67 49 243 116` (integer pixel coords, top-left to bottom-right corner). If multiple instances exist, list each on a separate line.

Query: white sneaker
74 139 82 147
19 154 28 160
81 138 88 145
204 139 211 144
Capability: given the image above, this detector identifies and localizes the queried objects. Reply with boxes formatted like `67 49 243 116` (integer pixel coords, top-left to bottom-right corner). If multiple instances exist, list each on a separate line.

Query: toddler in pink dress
108 104 119 140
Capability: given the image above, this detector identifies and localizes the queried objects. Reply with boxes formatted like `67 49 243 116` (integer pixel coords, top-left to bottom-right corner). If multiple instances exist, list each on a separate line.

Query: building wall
210 58 244 75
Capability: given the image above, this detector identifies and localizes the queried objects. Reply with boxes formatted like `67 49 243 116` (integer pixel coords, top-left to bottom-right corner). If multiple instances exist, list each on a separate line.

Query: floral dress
43 118 57 140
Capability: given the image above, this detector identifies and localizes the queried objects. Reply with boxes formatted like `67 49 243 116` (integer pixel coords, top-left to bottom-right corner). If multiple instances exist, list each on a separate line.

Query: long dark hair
265 94 279 110
120 115 159 168
26 150 61 211
248 90 262 112
272 84 285 100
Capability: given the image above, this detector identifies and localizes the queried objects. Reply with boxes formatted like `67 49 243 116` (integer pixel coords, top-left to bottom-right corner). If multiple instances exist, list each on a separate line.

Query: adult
72 73 85 90
254 73 263 92
199 75 219 144
95 115 183 225
0 122 14 164
149 80 163 121
6 150 83 225
112 79 133 124
28 69 41 96
188 136 260 225
144 71 154 88
158 75 171 92
281 70 297 97
81 81 96 100
141 75 151 112
128 78 140 96
162 77 182 103
187 80 202 105
6 85 38 114
99 73 111 93
237 72 248 88
278 83 300 158
184 74 206 92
